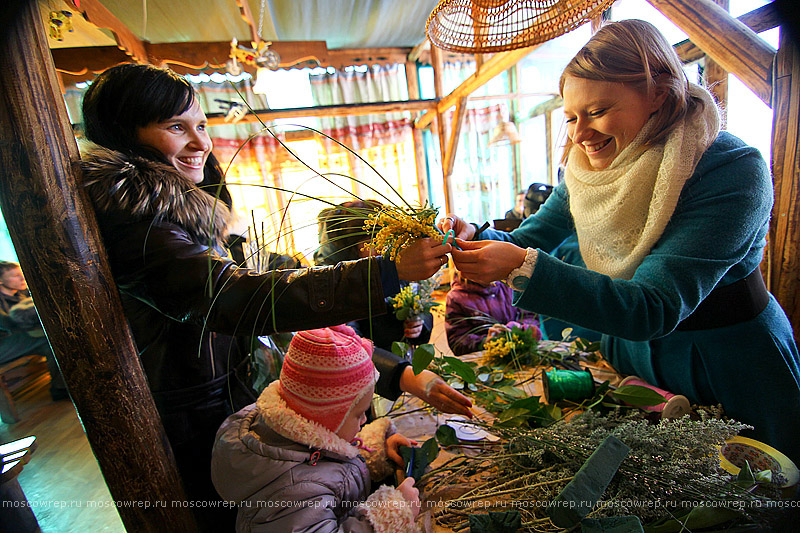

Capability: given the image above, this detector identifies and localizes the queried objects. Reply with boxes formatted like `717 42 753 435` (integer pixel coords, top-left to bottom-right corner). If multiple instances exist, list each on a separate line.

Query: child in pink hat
212 324 421 532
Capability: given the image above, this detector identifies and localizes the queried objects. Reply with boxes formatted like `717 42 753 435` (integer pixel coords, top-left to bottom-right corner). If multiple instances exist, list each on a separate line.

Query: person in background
212 325 420 532
445 269 539 356
0 261 67 401
504 190 526 220
441 20 800 464
79 63 450 530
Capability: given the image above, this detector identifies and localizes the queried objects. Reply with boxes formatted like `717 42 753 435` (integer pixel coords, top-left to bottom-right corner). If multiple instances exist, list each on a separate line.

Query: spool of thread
543 369 595 403
618 376 690 419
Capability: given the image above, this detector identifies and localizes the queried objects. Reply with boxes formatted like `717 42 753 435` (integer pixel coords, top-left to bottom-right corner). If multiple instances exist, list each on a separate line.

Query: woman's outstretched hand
438 214 475 241
450 239 528 286
395 238 451 281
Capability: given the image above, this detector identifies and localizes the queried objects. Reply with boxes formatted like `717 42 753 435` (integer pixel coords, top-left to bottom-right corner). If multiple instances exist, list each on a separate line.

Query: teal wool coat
483 132 800 464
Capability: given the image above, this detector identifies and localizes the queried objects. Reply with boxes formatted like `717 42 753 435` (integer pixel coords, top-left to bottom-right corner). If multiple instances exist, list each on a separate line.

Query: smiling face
562 76 665 169
336 385 374 442
135 99 211 183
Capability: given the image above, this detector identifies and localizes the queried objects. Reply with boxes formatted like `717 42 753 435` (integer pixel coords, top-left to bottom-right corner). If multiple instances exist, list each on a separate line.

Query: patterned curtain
192 66 420 266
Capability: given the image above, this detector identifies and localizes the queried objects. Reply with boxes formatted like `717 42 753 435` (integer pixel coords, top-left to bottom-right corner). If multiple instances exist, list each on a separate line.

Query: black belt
676 267 770 331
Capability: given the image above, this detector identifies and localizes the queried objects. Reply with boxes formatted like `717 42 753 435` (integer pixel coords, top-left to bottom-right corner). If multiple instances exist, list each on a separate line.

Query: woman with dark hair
79 63 451 529
442 20 800 464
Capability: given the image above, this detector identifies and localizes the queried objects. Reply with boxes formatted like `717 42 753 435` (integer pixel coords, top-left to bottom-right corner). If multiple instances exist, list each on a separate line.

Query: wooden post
405 61 430 205
0 2 196 530
509 65 522 195
646 0 774 105
430 44 453 214
703 0 730 129
769 30 800 343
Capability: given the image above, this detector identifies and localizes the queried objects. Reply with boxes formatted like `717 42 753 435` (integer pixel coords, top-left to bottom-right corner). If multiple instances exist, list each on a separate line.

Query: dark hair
559 19 706 163
0 261 21 277
82 63 195 158
314 200 384 265
199 152 232 208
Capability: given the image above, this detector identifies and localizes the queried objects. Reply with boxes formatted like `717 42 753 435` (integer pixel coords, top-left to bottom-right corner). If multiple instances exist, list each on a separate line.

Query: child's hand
397 477 421 520
486 323 509 339
386 433 418 467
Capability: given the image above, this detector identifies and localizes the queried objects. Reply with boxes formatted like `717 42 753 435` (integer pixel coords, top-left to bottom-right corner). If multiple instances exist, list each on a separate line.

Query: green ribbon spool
543 369 595 403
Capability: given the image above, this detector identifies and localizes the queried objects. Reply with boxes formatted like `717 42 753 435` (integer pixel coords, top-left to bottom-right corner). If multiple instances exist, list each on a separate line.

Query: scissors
405 448 415 478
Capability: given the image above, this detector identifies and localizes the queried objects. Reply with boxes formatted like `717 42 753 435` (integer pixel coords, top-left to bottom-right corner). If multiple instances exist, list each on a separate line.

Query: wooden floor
0 376 125 532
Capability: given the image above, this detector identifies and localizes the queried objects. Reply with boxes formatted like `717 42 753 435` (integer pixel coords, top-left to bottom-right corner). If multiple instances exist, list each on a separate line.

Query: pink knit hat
279 324 378 433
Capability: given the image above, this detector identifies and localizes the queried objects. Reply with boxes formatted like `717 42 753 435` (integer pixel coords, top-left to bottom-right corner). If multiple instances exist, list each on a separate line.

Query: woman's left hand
450 239 528 286
395 238 451 281
400 367 473 418
403 317 424 339
386 433 418 467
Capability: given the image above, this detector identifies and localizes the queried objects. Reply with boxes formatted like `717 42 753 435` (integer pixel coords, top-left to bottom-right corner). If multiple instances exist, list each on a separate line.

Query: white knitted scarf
564 84 720 280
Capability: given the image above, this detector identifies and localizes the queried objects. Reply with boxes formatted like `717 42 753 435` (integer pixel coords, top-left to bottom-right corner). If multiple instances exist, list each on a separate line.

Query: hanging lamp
489 119 521 146
426 0 615 53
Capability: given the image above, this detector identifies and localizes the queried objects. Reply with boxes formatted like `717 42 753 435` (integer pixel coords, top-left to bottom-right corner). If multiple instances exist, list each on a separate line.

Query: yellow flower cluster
389 270 443 321
364 206 441 260
392 285 421 312
482 333 525 366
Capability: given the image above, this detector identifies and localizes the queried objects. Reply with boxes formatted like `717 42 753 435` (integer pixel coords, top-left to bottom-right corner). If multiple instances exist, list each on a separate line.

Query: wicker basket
426 0 615 53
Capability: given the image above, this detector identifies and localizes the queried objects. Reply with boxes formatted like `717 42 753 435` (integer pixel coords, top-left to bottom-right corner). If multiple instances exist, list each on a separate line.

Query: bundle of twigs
420 408 779 532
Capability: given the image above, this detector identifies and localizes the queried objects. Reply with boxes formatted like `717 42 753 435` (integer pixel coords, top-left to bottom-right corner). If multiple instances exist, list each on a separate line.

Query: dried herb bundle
422 408 780 532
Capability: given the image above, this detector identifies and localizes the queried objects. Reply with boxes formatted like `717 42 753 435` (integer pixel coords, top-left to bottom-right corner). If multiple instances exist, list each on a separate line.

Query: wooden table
379 345 626 532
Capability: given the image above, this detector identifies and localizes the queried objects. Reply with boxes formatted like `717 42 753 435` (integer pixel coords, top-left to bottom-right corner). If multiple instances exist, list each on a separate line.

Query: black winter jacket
80 146 396 411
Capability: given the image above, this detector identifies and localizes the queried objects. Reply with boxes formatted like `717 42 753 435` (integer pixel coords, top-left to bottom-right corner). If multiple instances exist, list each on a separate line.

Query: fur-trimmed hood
80 144 230 247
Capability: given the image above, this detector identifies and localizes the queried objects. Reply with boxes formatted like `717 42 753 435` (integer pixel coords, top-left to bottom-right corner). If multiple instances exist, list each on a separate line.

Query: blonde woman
443 20 799 464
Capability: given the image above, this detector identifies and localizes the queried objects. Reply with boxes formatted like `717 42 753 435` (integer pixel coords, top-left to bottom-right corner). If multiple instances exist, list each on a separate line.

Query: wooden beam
416 45 536 130
429 44 451 211
545 110 554 184
738 2 782 33
703 0 729 129
408 38 430 63
442 98 468 216
52 43 414 85
206 99 437 127
0 1 194 530
646 0 775 105
674 3 781 65
769 30 800 343
64 0 148 64
405 61 429 205
443 97 468 180
51 41 332 79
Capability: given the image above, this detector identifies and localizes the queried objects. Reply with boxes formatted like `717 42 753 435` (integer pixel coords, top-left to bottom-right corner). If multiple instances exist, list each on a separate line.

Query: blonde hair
559 19 706 164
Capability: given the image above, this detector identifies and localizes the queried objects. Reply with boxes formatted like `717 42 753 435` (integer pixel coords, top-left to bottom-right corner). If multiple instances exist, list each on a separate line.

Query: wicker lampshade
426 0 615 53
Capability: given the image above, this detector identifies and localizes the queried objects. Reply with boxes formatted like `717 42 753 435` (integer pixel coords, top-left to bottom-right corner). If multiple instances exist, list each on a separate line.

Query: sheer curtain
308 64 419 209
425 60 515 225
